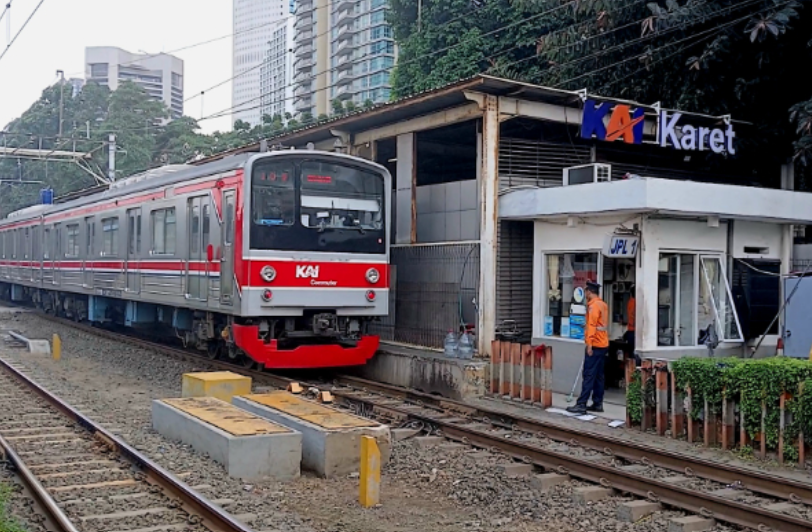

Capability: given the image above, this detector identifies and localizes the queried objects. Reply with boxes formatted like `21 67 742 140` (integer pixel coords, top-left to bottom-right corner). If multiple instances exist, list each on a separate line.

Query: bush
670 357 812 450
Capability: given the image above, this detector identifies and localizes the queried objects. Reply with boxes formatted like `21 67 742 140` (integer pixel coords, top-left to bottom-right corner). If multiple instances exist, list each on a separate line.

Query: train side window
101 217 118 256
190 205 200 254
54 224 62 258
151 208 176 255
202 204 211 246
66 224 80 258
85 217 95 256
43 229 50 259
24 228 30 259
224 198 235 245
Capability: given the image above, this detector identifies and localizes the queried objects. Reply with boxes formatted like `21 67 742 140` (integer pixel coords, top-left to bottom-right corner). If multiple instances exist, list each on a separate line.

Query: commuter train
0 150 391 369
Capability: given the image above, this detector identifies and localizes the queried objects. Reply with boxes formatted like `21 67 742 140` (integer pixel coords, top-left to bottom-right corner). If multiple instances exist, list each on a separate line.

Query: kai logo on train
580 99 736 154
295 265 320 279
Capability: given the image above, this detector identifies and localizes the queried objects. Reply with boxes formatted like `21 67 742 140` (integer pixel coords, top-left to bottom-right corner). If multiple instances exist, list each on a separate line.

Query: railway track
0 332 253 532
22 312 812 532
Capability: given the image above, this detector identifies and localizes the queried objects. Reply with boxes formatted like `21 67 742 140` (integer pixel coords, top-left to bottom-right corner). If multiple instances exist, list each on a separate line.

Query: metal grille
498 137 591 189
496 220 534 342
378 243 479 348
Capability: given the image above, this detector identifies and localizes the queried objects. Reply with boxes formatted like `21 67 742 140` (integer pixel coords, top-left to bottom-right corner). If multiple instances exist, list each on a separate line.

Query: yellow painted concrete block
181 371 252 402
359 435 380 507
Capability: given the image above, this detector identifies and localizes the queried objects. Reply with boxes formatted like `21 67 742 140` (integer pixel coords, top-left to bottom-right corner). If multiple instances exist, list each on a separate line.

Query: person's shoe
587 404 604 413
566 404 587 414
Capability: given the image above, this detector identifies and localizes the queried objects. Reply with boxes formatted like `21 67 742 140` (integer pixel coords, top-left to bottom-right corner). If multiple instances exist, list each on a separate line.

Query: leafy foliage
1 81 322 217
388 0 812 171
0 482 27 532
671 357 812 450
626 369 644 424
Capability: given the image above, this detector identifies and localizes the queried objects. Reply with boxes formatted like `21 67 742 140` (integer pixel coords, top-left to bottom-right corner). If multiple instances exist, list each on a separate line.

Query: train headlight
260 265 277 282
365 267 380 284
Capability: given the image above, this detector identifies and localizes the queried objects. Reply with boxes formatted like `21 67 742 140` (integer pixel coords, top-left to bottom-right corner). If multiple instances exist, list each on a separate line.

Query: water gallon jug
444 330 459 357
457 331 473 359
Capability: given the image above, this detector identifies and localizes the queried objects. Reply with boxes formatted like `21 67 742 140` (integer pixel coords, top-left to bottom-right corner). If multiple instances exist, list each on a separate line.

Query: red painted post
624 358 635 428
500 341 510 397
779 392 787 464
686 387 696 444
490 340 501 395
640 360 653 431
521 345 532 401
671 373 685 438
511 342 521 398
721 390 734 450
655 364 668 436
532 345 543 404
540 345 553 408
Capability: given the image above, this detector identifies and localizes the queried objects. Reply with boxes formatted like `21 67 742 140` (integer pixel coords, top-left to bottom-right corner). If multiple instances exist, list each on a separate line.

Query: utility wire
190 2 482 108
551 0 777 88
0 1 11 25
0 0 44 63
199 0 590 121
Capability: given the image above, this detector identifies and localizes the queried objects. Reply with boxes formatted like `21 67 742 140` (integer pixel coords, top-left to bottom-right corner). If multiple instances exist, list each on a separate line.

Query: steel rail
0 432 80 532
0 354 254 532
330 374 812 506
29 313 812 531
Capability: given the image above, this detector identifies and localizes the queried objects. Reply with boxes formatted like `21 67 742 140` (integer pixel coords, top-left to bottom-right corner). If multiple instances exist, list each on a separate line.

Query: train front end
231 150 391 369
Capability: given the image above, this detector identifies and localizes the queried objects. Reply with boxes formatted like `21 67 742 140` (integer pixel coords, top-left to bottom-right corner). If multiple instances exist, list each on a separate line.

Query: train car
0 149 391 369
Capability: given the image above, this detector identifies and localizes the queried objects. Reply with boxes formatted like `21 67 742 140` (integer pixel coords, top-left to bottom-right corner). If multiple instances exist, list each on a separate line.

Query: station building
205 75 812 394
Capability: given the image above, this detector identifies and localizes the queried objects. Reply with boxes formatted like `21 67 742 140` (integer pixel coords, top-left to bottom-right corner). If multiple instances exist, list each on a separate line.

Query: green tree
345 101 357 113
331 99 345 116
388 0 812 173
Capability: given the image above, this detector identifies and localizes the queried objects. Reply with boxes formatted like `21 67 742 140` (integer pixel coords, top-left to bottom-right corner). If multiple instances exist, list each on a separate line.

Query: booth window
658 253 742 346
545 252 599 338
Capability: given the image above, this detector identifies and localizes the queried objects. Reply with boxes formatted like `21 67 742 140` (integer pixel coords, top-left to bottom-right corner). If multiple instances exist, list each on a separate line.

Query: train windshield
250 158 386 254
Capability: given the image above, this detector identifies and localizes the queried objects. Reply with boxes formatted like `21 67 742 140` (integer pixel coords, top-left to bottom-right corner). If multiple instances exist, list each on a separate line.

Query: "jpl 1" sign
603 234 639 258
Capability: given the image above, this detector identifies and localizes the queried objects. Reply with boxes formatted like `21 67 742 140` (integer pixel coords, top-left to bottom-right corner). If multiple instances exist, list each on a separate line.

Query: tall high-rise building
293 0 395 118
85 47 184 118
233 0 289 126
260 18 295 120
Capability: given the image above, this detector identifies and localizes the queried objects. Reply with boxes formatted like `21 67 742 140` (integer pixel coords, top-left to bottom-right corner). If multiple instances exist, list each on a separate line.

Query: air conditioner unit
563 163 612 186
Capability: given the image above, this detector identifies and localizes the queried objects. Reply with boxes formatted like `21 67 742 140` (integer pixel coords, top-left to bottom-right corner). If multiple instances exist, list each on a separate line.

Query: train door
31 225 40 284
53 223 62 286
219 190 236 305
125 208 141 293
83 217 95 288
186 196 209 301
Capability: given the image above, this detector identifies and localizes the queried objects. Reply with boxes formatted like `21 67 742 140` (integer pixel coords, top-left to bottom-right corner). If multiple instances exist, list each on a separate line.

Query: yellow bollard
52 334 61 361
359 435 380 507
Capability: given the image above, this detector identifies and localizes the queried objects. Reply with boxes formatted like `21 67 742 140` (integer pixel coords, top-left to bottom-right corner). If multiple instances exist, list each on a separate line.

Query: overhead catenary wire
0 0 45 63
198 0 590 121
204 0 770 124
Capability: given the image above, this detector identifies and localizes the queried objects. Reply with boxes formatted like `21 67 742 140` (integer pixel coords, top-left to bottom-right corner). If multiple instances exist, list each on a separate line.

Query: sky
0 0 235 134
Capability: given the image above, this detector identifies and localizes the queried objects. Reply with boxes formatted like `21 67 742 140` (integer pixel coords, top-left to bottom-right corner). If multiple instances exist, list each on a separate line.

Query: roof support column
475 93 499 357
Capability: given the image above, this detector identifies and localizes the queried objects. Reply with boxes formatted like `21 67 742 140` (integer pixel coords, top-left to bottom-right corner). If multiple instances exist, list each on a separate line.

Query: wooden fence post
510 342 521 399
500 341 510 397
490 340 501 394
760 399 767 459
671 374 685 439
721 390 735 450
540 345 553 408
641 360 654 431
521 345 532 402
655 364 668 436
686 387 697 444
625 358 635 428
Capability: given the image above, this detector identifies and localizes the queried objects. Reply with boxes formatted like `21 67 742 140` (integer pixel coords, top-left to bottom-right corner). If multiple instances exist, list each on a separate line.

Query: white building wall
260 17 295 120
233 0 288 126
85 47 184 118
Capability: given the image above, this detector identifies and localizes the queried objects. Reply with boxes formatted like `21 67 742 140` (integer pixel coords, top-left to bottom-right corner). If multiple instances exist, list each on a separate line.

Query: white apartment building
233 0 290 126
293 0 395 118
85 47 184 118
260 17 295 120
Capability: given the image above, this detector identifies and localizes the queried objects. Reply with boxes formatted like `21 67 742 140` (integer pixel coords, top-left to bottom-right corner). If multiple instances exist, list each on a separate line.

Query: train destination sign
581 99 737 154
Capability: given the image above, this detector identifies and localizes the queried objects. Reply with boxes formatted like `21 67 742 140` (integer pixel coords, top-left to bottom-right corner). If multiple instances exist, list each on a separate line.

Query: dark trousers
577 347 608 407
624 330 640 366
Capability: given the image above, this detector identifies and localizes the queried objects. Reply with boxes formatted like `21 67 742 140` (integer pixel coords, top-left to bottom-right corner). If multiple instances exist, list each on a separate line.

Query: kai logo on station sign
580 98 737 155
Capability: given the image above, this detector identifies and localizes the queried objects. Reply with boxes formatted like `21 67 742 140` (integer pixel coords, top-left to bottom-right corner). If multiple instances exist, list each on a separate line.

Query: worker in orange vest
567 281 609 414
625 285 639 365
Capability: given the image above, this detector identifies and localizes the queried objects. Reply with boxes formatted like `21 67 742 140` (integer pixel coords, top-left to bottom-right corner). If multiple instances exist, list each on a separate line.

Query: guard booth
500 176 812 396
